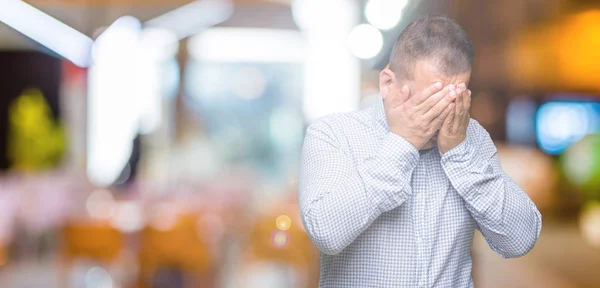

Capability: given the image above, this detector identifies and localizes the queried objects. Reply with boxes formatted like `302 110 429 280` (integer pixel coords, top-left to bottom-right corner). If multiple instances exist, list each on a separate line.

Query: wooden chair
60 221 124 287
241 201 319 288
137 213 213 288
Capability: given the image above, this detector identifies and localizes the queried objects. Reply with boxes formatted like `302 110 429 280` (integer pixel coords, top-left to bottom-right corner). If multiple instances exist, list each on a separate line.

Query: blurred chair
60 221 123 287
240 196 319 288
137 213 213 288
0 244 6 268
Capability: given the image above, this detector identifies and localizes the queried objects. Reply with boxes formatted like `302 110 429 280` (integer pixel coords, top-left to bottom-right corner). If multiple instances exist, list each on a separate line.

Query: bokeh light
84 266 114 288
149 202 180 231
87 16 143 187
275 215 292 231
536 101 600 154
365 0 408 30
270 230 290 249
109 201 143 233
579 202 600 248
86 189 115 220
347 24 383 59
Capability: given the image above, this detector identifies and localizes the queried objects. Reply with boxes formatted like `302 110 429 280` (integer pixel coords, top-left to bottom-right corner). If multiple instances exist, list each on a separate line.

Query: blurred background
0 0 599 287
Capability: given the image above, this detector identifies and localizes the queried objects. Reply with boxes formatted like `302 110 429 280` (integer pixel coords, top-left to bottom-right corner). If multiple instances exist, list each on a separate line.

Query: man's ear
379 68 397 99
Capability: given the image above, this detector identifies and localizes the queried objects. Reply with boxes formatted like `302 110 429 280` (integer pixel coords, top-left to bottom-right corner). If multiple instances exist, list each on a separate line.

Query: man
298 15 542 288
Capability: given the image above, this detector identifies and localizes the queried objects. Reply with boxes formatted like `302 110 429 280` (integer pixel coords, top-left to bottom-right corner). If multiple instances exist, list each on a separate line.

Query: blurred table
472 219 600 288
2 219 600 287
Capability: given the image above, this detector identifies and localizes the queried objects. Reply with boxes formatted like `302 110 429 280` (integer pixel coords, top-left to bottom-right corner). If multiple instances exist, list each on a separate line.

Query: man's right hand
383 82 457 150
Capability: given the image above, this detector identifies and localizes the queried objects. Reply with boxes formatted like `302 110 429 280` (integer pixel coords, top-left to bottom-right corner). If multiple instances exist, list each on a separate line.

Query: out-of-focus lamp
508 10 600 92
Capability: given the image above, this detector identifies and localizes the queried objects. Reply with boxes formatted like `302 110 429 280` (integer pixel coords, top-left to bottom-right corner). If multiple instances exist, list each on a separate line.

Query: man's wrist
357 132 420 212
380 132 420 166
440 135 471 163
439 135 467 154
389 130 424 151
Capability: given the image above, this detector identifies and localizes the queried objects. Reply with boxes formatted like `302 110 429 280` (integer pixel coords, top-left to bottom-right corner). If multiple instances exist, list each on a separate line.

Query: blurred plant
561 134 600 201
7 88 66 171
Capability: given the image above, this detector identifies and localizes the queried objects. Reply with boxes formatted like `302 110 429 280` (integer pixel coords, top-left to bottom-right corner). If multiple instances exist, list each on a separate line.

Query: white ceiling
0 2 297 50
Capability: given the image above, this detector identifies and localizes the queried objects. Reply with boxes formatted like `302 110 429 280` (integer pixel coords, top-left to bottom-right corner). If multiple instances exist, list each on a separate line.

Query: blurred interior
0 0 600 287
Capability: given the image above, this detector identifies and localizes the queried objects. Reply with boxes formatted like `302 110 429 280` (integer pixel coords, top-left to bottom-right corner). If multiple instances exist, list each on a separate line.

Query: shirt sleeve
298 118 420 255
440 120 542 258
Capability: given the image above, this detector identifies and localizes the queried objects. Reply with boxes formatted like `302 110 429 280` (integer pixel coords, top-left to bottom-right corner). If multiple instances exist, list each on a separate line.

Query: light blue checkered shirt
298 95 542 288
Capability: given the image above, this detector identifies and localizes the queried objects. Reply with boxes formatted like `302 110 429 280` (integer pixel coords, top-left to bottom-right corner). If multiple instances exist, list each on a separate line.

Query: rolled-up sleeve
298 118 419 255
440 120 542 258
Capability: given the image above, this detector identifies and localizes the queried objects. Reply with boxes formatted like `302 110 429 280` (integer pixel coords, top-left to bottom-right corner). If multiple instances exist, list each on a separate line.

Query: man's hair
389 15 474 81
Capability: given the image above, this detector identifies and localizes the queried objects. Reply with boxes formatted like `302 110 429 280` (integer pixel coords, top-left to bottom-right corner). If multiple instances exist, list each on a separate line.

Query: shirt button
417 237 423 244
418 281 424 287
415 194 420 200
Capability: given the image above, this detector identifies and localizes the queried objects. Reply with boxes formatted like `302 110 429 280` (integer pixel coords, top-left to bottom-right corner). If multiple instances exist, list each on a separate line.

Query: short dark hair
389 15 474 81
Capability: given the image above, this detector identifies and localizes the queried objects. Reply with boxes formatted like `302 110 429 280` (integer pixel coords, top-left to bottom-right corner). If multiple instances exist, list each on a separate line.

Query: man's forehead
413 60 471 86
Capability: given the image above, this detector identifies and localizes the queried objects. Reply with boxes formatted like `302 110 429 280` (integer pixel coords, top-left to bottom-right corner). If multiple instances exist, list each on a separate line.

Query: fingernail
449 91 456 97
448 84 455 90
435 82 442 89
458 83 467 91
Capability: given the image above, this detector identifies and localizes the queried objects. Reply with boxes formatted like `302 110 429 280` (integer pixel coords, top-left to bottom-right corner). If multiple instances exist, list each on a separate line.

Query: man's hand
384 82 457 150
438 83 471 154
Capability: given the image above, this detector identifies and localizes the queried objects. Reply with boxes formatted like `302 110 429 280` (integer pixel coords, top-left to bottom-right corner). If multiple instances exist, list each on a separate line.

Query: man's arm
441 120 542 258
298 118 419 255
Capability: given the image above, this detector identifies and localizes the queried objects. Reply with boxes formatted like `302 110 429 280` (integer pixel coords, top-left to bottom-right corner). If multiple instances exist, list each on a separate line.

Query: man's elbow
498 230 540 259
301 210 347 256
308 233 346 255
499 240 536 259
498 205 542 259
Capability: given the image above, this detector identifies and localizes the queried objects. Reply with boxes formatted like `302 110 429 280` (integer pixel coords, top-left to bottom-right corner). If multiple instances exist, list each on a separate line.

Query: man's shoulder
467 118 497 155
467 118 490 140
307 109 372 136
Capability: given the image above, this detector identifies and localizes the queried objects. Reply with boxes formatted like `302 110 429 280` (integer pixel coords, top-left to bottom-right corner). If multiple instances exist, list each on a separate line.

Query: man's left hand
438 83 471 154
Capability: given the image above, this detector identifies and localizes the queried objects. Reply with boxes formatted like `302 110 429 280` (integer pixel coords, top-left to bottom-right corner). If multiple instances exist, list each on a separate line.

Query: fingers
443 103 456 129
431 102 455 130
451 88 463 131
423 85 458 122
412 81 443 104
456 83 470 110
417 85 452 112
463 89 471 111
384 84 411 109
452 88 470 131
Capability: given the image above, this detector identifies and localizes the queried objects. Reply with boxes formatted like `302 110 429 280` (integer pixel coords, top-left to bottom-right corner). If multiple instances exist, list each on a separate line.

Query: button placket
412 156 427 288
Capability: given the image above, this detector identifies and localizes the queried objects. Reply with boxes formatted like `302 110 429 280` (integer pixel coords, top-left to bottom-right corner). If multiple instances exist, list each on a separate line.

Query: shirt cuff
361 132 420 212
439 135 486 200
380 132 420 171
